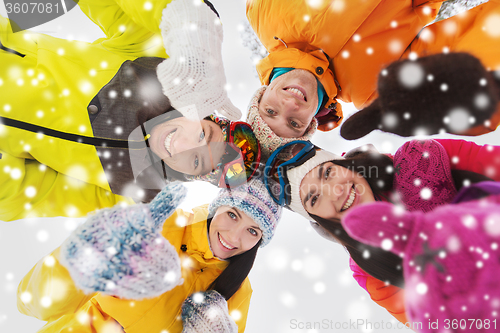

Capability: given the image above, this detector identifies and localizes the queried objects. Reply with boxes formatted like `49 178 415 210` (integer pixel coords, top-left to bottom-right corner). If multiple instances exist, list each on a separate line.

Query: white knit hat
246 86 318 158
286 149 343 220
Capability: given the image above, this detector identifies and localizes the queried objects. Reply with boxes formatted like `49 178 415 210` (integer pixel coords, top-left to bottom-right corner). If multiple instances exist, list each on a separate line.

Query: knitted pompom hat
208 178 282 247
181 290 237 333
287 149 343 220
246 86 318 158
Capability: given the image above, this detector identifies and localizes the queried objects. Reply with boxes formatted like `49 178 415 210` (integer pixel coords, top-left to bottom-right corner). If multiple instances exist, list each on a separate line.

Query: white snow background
0 0 499 332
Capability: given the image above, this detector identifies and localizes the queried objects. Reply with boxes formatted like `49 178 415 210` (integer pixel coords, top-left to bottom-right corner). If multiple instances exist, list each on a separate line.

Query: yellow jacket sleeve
76 0 172 58
17 247 95 322
78 0 174 36
0 153 133 221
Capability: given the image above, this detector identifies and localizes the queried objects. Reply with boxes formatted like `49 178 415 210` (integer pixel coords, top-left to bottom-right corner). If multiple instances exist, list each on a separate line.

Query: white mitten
157 0 241 121
181 291 238 333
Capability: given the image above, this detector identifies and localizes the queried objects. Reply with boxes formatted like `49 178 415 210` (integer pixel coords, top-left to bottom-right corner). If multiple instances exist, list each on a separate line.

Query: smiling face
208 206 262 259
259 69 319 138
149 118 225 176
299 162 376 220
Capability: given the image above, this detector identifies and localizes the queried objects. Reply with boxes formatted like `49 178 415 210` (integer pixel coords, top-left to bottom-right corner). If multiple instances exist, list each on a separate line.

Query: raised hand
341 52 500 139
157 0 242 121
60 183 187 299
342 193 500 331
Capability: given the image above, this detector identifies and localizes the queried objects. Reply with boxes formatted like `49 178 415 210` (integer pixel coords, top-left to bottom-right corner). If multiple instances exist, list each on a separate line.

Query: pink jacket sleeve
435 139 500 181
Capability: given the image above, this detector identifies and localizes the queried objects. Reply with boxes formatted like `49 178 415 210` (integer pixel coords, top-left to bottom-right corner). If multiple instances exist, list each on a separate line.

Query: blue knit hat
208 178 282 247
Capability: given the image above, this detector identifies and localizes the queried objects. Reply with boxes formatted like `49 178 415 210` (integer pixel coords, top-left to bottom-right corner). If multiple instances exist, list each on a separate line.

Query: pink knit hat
246 86 317 158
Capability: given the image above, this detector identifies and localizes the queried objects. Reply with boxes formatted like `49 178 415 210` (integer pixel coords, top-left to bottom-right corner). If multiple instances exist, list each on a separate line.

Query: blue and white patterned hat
208 178 282 247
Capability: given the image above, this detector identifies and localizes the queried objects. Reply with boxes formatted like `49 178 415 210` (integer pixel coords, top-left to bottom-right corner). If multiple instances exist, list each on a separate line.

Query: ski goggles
218 121 261 188
264 140 317 205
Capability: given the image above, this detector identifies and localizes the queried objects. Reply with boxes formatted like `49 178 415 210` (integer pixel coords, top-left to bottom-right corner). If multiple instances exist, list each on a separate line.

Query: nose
323 181 343 201
172 132 202 155
226 226 243 247
281 95 300 113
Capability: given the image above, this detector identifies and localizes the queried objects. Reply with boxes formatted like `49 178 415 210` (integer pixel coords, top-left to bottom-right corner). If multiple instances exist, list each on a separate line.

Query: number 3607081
6 2 60 14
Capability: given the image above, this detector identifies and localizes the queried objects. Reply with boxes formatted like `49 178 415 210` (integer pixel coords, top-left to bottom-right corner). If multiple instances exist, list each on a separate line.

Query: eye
290 120 300 128
325 166 332 180
266 109 276 116
194 155 199 169
248 228 258 236
311 194 319 207
199 129 205 142
228 211 237 220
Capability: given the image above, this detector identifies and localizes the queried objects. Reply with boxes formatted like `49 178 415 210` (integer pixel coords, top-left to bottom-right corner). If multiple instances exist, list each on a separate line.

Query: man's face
258 69 319 138
149 118 225 176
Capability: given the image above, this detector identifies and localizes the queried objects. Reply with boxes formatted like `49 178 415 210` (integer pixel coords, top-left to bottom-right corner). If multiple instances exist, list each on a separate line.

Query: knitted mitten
60 183 187 299
343 193 500 331
181 291 238 333
341 52 500 139
157 0 241 121
393 139 457 212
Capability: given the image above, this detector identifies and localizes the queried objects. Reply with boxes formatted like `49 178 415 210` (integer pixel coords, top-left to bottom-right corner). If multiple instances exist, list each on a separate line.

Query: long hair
311 151 493 288
206 218 261 300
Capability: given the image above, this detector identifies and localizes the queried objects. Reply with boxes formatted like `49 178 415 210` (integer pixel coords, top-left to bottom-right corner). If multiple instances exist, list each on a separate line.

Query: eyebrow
233 208 242 220
303 192 313 207
206 124 213 144
318 165 324 180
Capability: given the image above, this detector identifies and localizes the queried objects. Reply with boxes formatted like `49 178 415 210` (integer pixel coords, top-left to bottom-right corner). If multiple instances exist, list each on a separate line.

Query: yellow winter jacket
0 0 172 220
17 205 252 333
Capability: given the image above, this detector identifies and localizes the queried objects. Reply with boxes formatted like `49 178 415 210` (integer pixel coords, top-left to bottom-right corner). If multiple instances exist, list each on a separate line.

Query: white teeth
286 88 305 100
218 234 234 250
342 186 356 211
164 130 175 156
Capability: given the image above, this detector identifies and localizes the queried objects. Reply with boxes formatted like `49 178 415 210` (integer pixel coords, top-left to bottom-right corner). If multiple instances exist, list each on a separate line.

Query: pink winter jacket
349 139 500 324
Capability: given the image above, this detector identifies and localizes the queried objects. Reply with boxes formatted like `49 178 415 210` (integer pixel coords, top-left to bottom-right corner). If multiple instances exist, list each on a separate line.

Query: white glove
157 0 242 121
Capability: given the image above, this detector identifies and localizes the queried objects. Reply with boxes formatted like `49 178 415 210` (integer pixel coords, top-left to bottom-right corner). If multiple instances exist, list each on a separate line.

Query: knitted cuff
149 182 187 229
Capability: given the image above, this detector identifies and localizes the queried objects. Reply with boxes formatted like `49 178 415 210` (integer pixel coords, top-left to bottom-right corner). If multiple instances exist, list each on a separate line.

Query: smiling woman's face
299 162 376 220
259 69 319 138
209 206 262 259
149 118 225 176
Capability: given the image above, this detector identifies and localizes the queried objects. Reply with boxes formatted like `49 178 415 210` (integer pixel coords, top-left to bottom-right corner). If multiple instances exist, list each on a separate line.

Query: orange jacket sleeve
365 275 408 324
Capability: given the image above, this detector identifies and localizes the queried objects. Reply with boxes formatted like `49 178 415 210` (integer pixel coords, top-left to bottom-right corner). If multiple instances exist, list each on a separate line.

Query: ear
340 99 382 140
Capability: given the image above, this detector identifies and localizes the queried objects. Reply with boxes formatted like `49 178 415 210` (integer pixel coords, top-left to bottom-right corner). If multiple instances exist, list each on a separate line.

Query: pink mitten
343 195 500 332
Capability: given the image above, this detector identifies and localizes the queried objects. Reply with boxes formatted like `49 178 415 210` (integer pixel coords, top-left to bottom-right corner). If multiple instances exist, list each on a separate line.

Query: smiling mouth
164 129 176 157
218 233 236 250
341 185 356 212
284 87 307 101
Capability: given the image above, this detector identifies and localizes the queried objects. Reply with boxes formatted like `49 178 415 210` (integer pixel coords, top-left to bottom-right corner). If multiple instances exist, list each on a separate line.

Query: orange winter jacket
247 0 500 134
247 0 445 130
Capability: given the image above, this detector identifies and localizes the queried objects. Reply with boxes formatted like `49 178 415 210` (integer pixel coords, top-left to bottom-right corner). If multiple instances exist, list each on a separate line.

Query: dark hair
311 151 493 288
206 217 261 300
312 214 405 288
